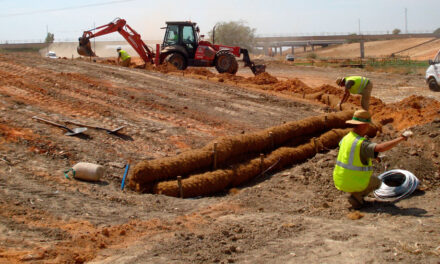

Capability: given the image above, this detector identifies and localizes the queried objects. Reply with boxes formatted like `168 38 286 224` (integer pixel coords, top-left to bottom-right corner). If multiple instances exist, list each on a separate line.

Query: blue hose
374 169 419 202
121 163 130 190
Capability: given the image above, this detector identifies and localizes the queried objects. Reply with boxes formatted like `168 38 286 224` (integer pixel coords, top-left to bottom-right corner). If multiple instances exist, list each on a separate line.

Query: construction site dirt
1 52 439 263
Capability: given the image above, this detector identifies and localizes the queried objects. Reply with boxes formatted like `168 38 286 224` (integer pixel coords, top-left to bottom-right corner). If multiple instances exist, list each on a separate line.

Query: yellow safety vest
346 76 369 94
119 50 131 61
333 131 373 192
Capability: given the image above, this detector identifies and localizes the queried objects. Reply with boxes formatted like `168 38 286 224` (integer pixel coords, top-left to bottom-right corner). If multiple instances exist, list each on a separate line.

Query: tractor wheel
215 51 238 74
428 77 440 91
165 53 187 70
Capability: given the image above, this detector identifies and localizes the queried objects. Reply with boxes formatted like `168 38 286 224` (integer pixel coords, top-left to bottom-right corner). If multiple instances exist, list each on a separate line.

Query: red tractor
77 18 265 75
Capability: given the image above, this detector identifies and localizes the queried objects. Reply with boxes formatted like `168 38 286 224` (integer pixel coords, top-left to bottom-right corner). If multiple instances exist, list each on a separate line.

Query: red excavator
77 18 265 75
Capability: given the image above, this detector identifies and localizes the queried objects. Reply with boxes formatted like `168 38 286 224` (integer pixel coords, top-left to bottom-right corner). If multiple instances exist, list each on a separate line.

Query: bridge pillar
360 40 365 59
279 46 282 56
311 45 315 51
291 46 294 54
304 46 306 52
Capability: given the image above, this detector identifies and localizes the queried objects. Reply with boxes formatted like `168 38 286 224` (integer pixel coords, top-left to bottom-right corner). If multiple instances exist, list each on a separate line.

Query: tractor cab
163 21 199 59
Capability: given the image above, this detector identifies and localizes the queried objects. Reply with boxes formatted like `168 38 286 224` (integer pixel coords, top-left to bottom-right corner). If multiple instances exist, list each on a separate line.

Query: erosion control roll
129 111 378 197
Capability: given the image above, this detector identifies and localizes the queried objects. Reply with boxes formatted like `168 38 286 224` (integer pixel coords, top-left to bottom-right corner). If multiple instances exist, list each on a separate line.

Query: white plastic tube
72 162 104 182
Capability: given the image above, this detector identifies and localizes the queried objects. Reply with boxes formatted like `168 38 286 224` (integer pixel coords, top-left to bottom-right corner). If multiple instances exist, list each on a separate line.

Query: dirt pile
247 72 279 85
184 68 216 77
218 73 247 83
273 78 310 92
372 95 440 130
92 57 144 69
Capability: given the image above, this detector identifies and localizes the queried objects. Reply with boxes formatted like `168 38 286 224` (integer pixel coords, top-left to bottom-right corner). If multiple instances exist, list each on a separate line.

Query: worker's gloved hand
401 130 413 140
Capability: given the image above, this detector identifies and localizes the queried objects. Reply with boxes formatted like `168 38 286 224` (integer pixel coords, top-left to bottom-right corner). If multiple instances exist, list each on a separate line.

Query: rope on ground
374 169 420 202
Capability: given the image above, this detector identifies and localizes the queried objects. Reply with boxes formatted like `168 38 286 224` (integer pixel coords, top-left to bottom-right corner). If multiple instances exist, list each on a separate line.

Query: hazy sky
1 0 439 42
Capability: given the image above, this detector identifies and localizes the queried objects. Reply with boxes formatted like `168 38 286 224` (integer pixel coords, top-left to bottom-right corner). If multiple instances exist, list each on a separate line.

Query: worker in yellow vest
336 76 373 110
333 110 413 209
116 47 131 67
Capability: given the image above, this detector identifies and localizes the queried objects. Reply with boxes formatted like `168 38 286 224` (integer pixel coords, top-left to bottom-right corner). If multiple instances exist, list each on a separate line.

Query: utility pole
358 19 364 59
405 8 408 33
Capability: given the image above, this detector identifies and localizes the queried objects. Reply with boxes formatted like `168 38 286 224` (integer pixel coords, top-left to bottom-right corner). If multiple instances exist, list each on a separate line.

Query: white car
285 54 295 62
426 50 440 91
46 51 58 59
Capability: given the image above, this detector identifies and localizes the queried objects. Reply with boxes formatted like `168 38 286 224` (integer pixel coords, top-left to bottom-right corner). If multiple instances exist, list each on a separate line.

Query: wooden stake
213 142 218 170
269 132 274 150
313 138 319 152
177 176 183 198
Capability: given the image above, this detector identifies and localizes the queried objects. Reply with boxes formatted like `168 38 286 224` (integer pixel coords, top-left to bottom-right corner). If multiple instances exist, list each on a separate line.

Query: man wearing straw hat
336 76 372 110
333 110 413 209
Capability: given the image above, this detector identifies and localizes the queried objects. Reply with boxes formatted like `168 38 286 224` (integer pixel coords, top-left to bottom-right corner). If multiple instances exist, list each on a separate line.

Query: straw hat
335 77 345 86
346 110 372 125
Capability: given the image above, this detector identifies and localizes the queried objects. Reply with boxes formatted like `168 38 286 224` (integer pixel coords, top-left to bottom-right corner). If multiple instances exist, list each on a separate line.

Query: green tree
45 32 54 43
434 28 440 35
392 28 401 35
208 21 256 51
347 33 360 43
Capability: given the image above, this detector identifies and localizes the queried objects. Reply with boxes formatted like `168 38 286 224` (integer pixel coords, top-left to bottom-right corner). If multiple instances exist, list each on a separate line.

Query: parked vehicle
426 50 440 91
46 51 58 59
285 54 295 62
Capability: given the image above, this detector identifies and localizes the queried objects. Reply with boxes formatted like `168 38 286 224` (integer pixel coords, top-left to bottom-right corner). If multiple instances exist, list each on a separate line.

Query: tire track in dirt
0 60 225 156
0 60 222 139
42 58 316 131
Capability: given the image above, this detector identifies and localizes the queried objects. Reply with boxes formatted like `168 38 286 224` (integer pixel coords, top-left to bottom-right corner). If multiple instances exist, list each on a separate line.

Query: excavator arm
77 18 155 63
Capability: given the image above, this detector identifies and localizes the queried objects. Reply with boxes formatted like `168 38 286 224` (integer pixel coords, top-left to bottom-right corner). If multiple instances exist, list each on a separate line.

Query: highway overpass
254 33 439 57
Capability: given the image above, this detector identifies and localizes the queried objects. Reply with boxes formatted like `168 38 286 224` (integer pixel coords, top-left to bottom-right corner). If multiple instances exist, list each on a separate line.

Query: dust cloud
39 40 161 58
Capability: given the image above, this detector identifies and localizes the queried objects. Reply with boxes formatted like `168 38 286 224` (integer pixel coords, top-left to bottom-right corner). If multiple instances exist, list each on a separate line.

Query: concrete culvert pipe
374 169 420 202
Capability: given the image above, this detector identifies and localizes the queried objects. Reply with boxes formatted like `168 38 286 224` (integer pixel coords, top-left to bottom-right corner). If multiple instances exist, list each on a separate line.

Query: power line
0 0 136 18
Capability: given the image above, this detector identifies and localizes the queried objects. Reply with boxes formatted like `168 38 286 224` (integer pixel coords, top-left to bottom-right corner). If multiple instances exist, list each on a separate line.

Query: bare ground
0 53 439 263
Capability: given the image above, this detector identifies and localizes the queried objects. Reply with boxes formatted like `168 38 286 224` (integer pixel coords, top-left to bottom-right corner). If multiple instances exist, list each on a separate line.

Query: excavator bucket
251 64 266 75
77 37 96 57
240 48 266 76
